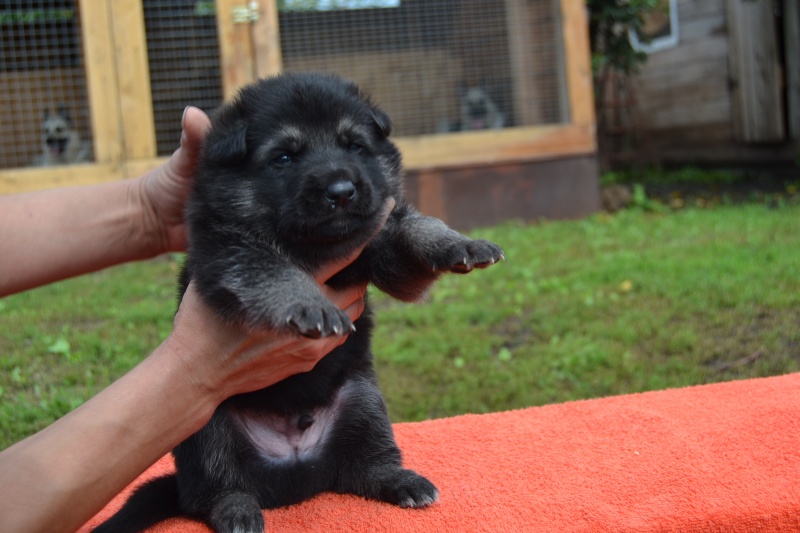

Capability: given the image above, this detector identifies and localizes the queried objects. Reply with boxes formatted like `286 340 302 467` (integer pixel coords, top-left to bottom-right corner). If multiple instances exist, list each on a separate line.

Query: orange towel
82 373 800 532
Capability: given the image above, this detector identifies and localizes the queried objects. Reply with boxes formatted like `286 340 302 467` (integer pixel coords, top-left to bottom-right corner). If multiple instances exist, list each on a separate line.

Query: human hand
134 106 212 257
168 197 396 402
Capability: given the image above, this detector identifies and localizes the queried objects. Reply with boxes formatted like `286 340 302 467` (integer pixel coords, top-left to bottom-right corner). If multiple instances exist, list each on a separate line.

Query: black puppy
94 73 503 533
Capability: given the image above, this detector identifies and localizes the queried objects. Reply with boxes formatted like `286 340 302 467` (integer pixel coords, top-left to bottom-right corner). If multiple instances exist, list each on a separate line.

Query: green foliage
586 0 662 74
2 204 800 447
600 166 745 187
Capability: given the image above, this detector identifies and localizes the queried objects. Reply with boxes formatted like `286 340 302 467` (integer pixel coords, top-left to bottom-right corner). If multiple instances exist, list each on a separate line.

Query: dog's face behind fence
194 74 402 253
42 114 72 157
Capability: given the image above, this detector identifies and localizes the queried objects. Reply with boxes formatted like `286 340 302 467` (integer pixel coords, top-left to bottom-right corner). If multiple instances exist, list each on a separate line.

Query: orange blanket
82 373 800 532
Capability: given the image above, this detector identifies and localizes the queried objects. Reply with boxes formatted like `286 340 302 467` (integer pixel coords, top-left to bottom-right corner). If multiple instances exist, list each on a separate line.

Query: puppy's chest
230 382 352 462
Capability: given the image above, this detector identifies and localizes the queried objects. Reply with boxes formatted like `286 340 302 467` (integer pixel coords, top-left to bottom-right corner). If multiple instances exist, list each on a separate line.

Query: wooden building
0 0 599 229
624 0 800 166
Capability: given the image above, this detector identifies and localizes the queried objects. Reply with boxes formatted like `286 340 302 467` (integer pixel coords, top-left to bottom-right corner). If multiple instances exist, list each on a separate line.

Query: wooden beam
216 0 257 100
254 0 283 78
110 0 157 160
560 0 596 128
397 124 595 170
0 164 124 195
79 0 124 164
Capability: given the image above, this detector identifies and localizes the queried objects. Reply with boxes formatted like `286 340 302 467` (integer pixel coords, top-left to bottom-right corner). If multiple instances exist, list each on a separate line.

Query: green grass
3 203 800 448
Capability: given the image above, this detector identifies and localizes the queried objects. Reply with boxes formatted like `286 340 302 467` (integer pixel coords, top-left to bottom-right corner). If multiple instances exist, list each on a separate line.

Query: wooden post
254 0 283 78
79 0 124 164
727 0 784 143
110 0 157 160
560 0 595 129
784 0 800 141
216 0 257 100
505 0 545 126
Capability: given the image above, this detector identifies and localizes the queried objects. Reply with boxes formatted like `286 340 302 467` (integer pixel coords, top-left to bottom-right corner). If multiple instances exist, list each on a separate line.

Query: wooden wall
631 0 799 163
631 0 733 159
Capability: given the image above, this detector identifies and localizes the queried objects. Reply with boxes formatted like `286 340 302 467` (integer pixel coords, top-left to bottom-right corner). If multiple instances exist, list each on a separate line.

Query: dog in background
438 86 507 133
93 73 504 533
35 104 90 166
460 87 506 131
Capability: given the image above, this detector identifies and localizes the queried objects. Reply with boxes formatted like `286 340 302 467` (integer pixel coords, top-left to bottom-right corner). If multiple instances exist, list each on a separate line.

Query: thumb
172 106 212 178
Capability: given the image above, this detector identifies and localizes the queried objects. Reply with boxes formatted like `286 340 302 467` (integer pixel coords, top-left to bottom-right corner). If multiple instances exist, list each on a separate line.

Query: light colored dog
35 105 91 166
460 87 506 131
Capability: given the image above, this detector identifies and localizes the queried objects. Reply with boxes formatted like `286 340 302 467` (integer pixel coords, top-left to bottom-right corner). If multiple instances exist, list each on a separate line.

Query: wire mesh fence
0 0 569 169
0 1 92 169
279 0 568 137
143 0 224 157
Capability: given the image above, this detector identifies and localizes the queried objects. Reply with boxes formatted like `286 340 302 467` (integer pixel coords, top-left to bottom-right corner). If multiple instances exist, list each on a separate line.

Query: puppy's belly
231 381 353 463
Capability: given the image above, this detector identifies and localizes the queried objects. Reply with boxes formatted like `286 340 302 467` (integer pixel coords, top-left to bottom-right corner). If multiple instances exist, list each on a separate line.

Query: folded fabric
82 373 800 532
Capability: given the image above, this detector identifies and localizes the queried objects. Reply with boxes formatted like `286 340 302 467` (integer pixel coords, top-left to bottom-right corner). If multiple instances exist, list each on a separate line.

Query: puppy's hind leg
330 379 439 508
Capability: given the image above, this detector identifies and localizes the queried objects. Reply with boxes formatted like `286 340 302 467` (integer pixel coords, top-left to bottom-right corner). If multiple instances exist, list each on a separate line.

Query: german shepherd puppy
94 73 503 533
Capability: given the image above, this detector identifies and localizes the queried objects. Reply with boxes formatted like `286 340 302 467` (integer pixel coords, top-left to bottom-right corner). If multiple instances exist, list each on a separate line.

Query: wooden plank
785 0 800 140
253 0 283 78
79 0 124 164
678 12 726 43
396 124 595 170
505 0 544 125
216 0 257 100
415 170 446 219
110 0 157 160
641 35 729 69
559 0 595 127
726 0 784 143
0 164 124 194
2 123 594 193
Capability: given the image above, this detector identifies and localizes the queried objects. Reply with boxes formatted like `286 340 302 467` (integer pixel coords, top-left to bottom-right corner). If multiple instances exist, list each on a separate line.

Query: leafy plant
586 0 663 75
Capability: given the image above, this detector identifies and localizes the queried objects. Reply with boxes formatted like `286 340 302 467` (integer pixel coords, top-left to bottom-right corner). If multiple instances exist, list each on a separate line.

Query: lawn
2 201 799 448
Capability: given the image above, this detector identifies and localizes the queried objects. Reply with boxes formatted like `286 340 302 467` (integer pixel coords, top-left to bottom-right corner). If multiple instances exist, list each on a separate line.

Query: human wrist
126 174 171 260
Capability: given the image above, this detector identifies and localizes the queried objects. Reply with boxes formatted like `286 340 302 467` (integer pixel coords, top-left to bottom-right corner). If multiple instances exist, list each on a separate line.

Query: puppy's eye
272 153 294 167
347 143 364 155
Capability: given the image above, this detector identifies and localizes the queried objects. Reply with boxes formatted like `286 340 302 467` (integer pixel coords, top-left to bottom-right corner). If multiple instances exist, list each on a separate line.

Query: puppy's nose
326 180 356 207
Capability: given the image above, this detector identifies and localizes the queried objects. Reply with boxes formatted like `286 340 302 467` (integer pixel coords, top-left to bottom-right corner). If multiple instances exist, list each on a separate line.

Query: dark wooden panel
404 155 600 230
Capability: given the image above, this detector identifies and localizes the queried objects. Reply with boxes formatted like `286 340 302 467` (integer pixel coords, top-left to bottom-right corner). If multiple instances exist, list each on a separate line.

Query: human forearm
0 336 217 533
0 177 161 296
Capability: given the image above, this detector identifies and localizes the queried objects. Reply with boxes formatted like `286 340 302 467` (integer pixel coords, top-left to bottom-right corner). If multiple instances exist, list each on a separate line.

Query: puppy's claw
350 323 357 333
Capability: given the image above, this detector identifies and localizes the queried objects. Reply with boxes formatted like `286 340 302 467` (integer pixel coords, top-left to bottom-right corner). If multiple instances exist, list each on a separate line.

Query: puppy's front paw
284 300 353 339
433 238 504 274
380 469 439 509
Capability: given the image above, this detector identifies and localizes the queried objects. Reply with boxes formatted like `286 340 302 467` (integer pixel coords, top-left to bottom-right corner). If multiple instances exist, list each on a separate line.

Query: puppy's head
42 106 75 157
192 73 401 260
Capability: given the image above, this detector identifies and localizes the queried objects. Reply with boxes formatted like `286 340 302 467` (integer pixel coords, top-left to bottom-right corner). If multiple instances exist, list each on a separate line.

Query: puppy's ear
371 108 392 138
205 120 248 164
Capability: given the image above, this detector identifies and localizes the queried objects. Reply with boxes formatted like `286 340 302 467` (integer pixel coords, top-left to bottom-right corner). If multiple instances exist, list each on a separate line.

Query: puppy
37 105 90 166
460 87 506 131
94 73 503 533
